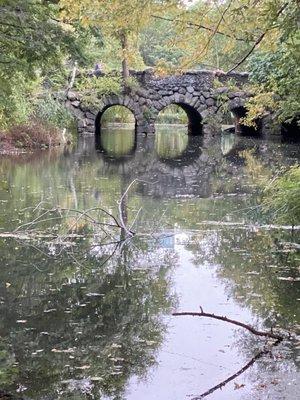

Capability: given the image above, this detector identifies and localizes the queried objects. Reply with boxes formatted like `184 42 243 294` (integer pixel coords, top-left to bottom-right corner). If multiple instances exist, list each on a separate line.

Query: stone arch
95 95 144 136
154 95 203 136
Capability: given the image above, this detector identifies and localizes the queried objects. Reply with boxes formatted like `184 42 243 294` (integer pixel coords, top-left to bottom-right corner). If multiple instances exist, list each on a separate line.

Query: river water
0 127 299 400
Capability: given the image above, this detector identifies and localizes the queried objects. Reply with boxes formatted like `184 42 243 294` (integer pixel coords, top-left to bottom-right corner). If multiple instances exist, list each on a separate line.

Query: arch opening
95 104 137 136
157 103 202 136
156 104 188 125
281 117 300 142
231 106 261 136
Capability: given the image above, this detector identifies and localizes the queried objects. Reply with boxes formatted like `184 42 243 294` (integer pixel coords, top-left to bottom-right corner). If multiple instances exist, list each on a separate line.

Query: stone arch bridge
66 69 256 136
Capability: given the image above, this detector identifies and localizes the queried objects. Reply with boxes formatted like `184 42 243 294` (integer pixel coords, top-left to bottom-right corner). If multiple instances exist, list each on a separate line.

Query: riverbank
0 120 71 155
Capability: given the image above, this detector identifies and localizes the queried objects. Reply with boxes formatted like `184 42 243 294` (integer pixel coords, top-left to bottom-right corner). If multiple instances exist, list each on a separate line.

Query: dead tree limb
226 2 288 73
151 14 248 43
118 179 152 237
172 310 283 341
173 309 284 398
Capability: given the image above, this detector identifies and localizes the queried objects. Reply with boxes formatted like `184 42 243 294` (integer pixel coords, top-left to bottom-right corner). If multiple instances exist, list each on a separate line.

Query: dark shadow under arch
95 104 137 136
157 103 202 136
231 106 261 136
281 117 300 142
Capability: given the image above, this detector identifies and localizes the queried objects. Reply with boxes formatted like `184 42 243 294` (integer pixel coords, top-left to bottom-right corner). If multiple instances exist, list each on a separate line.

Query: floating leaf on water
51 348 74 354
277 277 300 281
16 320 27 324
5 282 11 288
75 365 90 370
16 385 27 393
90 377 103 382
234 382 245 390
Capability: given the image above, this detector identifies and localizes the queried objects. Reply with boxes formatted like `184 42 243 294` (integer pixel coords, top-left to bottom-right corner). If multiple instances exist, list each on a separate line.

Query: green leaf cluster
0 0 100 129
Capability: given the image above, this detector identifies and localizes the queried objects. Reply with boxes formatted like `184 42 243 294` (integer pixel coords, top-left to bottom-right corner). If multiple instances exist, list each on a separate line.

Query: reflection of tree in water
0 237 177 399
186 228 300 328
155 129 189 160
99 129 137 158
183 228 299 397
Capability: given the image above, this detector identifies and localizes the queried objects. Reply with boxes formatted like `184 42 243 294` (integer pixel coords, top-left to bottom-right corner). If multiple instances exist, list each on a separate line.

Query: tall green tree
0 0 91 128
165 0 299 124
60 0 181 78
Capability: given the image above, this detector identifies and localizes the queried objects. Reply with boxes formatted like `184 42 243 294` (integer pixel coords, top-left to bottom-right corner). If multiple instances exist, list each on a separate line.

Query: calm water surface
0 127 299 400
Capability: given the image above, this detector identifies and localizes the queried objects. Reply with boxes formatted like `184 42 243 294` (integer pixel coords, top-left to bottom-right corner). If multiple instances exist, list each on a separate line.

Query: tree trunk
120 32 129 80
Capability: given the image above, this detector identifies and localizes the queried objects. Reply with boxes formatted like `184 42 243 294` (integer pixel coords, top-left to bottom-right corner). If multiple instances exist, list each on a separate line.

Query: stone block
67 91 79 101
229 91 245 98
205 98 215 106
85 118 94 127
197 104 207 113
229 98 245 110
200 109 210 119
186 86 194 93
178 88 186 95
72 107 85 120
189 97 198 107
214 87 228 94
71 100 80 108
139 97 147 105
185 92 194 103
86 125 95 132
85 112 96 119
77 120 86 128
151 100 160 110
174 93 181 103
123 96 131 106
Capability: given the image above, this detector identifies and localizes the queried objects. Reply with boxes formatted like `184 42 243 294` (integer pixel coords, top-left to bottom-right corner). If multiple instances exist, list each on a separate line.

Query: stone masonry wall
66 69 251 135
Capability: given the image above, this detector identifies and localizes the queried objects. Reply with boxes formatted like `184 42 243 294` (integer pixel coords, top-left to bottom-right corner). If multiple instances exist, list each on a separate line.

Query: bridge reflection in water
87 126 240 200
95 126 204 163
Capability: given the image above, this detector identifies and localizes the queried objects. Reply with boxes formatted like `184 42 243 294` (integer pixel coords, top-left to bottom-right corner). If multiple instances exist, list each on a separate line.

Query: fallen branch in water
195 221 300 231
0 232 85 240
173 308 284 399
173 310 283 341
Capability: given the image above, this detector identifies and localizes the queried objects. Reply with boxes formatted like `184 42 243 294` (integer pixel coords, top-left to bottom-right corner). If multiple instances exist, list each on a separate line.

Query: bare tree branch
226 2 289 73
173 309 285 398
151 14 248 43
172 310 283 340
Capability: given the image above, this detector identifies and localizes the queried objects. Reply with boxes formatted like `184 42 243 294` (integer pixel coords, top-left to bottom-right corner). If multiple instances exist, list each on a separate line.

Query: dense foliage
263 165 300 226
